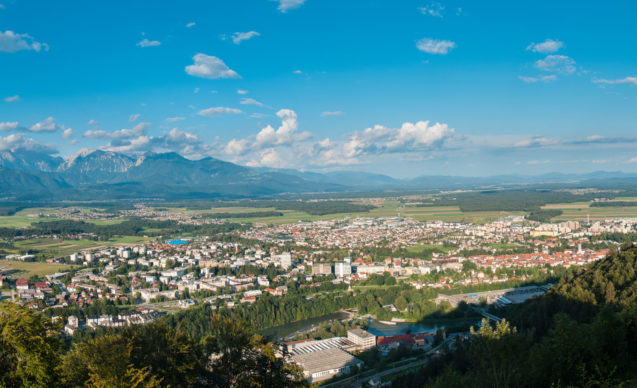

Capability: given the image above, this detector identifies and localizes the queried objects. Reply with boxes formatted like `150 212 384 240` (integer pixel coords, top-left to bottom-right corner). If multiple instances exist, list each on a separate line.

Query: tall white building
334 262 352 278
279 253 292 269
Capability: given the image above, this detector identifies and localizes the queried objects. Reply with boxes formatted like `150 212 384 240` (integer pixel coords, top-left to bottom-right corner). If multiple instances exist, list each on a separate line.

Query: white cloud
321 111 344 117
630 156 637 163
185 53 240 79
102 127 207 157
231 31 260 44
419 2 444 17
186 22 196 28
0 121 18 131
527 39 563 54
416 38 456 54
0 30 48 52
165 117 185 122
237 89 248 95
88 119 99 128
129 113 140 123
62 128 73 139
246 148 287 168
104 135 151 153
30 117 67 133
198 107 243 117
224 138 250 155
593 76 637 86
4 95 20 103
137 38 161 48
84 122 150 139
293 69 303 74
513 136 558 148
255 109 311 148
274 0 306 13
193 87 200 94
239 98 264 106
518 75 557 83
535 55 576 74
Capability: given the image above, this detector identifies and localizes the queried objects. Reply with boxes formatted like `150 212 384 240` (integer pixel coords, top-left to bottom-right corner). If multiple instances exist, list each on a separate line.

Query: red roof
16 278 28 286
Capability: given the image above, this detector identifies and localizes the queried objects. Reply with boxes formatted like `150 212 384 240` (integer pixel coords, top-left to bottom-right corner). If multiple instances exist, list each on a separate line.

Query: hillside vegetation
395 242 637 387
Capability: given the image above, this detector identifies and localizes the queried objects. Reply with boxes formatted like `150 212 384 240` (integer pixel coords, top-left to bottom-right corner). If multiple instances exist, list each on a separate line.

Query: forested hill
395 243 637 387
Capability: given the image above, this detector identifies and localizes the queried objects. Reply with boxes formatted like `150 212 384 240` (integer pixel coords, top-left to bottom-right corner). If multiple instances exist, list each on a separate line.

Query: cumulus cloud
4 95 20 103
129 113 140 123
198 107 243 117
527 39 563 54
254 109 311 148
339 121 454 159
239 98 264 106
274 0 306 12
535 55 576 74
102 128 208 157
593 76 637 86
419 2 444 17
0 121 18 131
185 53 240 79
84 122 150 139
88 119 99 128
321 111 344 117
0 30 48 52
0 133 57 154
137 38 161 48
237 89 248 95
221 111 454 168
518 75 557 83
186 22 196 28
416 38 456 54
62 128 73 139
224 138 250 155
231 31 260 44
30 117 68 133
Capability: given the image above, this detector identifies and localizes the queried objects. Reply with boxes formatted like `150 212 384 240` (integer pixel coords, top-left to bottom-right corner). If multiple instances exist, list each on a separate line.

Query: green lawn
0 260 73 278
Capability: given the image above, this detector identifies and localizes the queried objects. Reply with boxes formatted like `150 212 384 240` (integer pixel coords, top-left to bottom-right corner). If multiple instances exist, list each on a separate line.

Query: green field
173 201 526 225
0 260 73 278
542 200 637 221
0 207 127 228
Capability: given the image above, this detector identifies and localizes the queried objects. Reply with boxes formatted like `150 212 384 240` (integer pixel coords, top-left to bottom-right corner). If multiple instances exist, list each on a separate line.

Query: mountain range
2 149 637 201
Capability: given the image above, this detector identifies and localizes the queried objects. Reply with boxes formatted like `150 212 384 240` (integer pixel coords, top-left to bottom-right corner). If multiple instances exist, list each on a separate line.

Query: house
16 278 29 290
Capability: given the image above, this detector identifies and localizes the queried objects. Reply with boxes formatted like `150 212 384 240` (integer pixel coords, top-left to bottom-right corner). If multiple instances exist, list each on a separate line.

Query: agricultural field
0 259 73 278
542 199 637 221
0 207 125 228
176 200 526 225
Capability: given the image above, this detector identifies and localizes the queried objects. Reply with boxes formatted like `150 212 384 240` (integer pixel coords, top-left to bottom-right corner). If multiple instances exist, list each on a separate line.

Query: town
1 209 633 385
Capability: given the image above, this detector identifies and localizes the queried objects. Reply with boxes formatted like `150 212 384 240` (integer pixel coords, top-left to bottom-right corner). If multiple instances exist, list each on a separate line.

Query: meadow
0 259 73 278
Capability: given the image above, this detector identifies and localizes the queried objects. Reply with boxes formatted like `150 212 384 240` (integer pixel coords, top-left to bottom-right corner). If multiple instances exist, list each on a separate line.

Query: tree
0 301 62 387
204 315 308 388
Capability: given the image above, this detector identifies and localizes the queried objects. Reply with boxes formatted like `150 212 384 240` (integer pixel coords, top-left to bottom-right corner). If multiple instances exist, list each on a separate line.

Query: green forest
394 242 637 387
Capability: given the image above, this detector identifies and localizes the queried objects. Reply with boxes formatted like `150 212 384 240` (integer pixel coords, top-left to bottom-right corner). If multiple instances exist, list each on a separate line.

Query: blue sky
1 0 637 177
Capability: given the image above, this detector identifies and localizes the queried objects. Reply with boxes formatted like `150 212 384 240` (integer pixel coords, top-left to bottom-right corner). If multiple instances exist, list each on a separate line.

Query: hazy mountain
58 149 136 184
0 168 70 199
3 149 637 201
0 150 63 172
